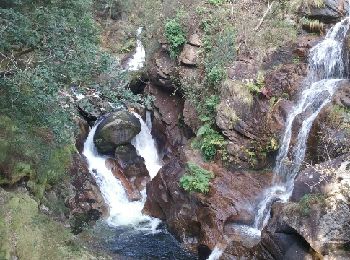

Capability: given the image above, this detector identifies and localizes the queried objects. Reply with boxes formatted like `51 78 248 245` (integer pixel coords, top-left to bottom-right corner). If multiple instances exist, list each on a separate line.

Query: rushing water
82 112 161 228
229 18 350 243
254 18 350 231
83 112 196 258
127 27 146 71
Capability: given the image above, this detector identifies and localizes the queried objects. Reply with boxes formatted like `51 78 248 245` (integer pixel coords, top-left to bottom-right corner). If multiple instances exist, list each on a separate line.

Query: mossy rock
0 188 103 260
93 111 141 155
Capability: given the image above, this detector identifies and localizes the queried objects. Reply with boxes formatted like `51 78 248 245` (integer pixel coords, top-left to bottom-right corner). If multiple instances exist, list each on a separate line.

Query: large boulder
300 0 348 23
143 147 272 252
260 155 350 259
306 82 350 164
93 111 141 155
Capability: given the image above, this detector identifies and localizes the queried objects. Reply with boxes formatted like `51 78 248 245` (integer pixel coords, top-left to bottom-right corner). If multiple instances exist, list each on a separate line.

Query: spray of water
82 111 161 229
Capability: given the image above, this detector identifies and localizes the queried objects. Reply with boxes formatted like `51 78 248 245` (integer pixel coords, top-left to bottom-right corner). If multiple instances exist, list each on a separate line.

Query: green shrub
164 18 186 58
246 71 265 94
206 65 226 86
180 162 214 193
193 124 227 161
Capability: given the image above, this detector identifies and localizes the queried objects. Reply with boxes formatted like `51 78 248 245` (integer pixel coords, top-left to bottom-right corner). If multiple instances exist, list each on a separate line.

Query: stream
83 15 350 259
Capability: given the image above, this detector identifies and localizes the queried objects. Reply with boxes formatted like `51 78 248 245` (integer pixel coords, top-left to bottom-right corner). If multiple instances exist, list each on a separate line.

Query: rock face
306 82 350 164
93 111 141 155
260 154 350 259
179 44 199 66
143 147 272 251
67 153 108 232
300 0 348 23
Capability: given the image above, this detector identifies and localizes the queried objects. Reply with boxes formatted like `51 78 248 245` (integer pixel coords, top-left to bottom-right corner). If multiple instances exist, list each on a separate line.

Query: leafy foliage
180 162 214 193
193 124 227 161
164 18 186 58
246 72 265 94
0 0 119 195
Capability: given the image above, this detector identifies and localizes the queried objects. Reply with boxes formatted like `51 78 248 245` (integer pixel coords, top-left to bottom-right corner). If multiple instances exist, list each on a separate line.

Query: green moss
298 193 326 216
0 188 98 260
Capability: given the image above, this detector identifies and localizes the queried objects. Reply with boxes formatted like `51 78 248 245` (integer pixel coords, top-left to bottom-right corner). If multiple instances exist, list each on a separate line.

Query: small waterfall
231 18 350 240
132 112 162 179
82 112 161 228
127 27 146 71
253 18 350 230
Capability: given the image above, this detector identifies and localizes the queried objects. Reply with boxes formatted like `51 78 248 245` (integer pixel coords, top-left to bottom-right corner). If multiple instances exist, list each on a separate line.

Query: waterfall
207 247 224 260
254 18 350 230
127 27 146 71
82 112 161 229
132 112 162 179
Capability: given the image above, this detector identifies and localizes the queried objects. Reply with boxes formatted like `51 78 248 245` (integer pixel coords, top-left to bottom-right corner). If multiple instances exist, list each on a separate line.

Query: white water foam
232 18 350 238
82 112 162 229
255 18 350 230
207 247 224 260
127 27 146 71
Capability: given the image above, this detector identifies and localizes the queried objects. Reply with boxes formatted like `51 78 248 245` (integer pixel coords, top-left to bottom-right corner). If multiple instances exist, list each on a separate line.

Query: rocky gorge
1 0 350 259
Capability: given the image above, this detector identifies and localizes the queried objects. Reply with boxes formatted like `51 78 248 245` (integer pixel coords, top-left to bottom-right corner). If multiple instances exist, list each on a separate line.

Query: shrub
180 162 214 193
246 71 265 94
164 18 186 58
206 65 226 86
193 124 227 161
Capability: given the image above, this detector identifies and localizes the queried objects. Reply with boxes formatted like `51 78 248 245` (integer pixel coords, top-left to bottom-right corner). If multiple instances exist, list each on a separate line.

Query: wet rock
67 153 108 221
179 44 199 66
147 84 189 156
75 116 89 153
148 50 176 92
306 83 350 164
261 155 350 259
105 158 142 201
143 148 273 251
114 144 149 178
93 110 141 155
259 203 315 260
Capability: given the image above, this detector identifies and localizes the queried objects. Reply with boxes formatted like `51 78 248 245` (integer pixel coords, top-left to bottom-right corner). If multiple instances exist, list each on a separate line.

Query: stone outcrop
306 82 350 164
300 0 349 23
67 153 109 231
179 44 200 66
260 154 350 259
143 147 273 252
93 110 141 155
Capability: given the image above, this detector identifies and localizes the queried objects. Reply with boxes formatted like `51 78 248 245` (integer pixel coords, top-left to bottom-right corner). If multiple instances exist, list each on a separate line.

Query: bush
193 124 227 161
180 162 214 193
164 18 186 58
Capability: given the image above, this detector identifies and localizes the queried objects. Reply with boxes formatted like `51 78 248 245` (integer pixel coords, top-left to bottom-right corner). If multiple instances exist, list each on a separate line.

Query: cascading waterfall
82 111 161 229
228 18 350 245
127 27 146 71
254 18 350 231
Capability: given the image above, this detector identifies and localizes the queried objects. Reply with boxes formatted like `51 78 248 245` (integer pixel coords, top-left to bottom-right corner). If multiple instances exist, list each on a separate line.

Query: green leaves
179 162 214 193
194 124 226 161
164 18 186 58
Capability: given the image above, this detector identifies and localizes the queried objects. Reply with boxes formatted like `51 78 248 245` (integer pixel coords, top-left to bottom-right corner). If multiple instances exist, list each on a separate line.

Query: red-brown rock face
143 149 273 252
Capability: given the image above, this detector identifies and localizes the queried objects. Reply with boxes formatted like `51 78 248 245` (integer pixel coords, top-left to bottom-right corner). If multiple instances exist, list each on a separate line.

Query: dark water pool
90 221 197 259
